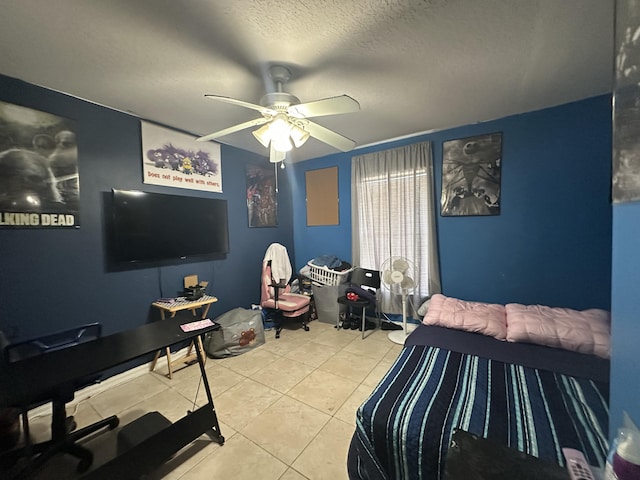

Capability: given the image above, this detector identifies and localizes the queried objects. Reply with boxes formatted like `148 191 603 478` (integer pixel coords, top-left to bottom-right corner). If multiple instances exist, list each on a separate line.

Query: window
351 142 440 314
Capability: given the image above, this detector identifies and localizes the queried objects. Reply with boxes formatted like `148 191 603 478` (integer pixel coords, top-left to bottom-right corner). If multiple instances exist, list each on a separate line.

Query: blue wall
610 204 640 434
0 74 294 344
292 96 613 310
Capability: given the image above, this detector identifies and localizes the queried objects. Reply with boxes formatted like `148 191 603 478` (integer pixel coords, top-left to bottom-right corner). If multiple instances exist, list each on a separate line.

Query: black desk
0 319 224 479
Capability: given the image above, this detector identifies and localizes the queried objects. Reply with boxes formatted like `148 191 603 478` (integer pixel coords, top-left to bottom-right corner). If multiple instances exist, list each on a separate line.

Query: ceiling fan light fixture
270 114 291 136
252 123 272 148
272 135 293 152
268 113 294 152
290 125 310 148
269 145 286 163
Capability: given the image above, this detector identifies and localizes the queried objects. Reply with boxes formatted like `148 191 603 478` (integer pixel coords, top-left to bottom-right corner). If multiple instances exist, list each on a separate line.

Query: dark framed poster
246 164 277 227
613 0 640 203
441 132 502 216
0 100 79 228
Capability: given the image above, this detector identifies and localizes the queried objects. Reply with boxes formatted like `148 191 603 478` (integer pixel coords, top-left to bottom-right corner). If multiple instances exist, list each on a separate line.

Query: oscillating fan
381 257 418 345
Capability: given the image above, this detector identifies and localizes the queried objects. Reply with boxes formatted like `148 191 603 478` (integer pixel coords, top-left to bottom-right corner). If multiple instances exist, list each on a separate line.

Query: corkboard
306 166 339 226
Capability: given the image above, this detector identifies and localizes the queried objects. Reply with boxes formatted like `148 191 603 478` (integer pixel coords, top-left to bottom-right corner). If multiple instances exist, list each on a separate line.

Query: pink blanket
422 294 507 340
422 294 611 358
505 303 611 358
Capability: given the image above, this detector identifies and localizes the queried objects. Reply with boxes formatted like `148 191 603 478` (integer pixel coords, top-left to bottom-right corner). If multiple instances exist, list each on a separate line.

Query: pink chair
260 260 310 339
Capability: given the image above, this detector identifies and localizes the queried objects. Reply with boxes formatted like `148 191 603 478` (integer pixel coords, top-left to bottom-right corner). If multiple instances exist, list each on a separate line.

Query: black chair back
4 323 101 364
350 268 381 289
0 322 117 475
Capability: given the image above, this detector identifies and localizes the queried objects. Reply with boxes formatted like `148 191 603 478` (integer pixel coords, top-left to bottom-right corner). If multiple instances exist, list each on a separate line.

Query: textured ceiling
0 0 614 162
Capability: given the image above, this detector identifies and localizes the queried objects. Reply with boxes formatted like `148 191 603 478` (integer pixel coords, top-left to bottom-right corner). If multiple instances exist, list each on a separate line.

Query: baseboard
27 345 192 420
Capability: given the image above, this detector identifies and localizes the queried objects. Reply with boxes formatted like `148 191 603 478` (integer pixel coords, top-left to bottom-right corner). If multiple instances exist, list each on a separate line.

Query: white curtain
351 142 441 314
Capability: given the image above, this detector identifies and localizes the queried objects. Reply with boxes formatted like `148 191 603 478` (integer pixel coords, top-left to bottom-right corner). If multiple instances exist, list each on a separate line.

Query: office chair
1 323 119 474
337 267 381 339
260 243 311 339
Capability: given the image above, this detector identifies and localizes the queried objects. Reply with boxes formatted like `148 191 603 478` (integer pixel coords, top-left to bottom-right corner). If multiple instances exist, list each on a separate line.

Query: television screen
110 189 229 264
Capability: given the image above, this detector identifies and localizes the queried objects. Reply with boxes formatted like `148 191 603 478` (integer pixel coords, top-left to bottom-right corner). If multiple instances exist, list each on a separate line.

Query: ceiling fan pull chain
274 161 279 193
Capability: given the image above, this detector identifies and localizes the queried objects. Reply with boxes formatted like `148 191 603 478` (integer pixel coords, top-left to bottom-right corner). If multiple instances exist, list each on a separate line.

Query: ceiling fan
196 65 360 163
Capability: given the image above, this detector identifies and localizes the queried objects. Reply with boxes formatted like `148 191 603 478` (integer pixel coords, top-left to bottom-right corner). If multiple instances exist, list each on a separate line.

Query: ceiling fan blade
204 95 276 116
196 117 270 142
303 120 357 152
288 95 360 119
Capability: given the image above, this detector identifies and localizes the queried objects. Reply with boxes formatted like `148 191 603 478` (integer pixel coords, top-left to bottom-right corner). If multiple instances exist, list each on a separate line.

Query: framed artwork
141 121 222 193
441 132 502 216
0 100 79 228
246 164 277 227
613 0 640 203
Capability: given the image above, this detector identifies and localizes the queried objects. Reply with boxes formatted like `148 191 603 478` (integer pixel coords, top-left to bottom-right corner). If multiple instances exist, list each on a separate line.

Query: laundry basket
306 262 352 286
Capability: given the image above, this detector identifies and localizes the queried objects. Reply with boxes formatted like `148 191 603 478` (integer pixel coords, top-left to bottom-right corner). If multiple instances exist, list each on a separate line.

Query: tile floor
23 320 403 479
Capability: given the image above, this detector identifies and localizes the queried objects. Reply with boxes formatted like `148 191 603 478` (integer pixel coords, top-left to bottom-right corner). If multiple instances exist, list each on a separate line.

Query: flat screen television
109 189 229 264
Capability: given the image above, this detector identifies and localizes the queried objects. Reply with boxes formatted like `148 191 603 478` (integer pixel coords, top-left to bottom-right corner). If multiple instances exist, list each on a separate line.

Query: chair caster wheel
304 325 310 331
109 417 120 429
218 435 225 445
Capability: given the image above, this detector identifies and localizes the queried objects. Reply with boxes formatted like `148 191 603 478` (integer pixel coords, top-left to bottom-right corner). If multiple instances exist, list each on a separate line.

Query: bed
347 295 611 480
